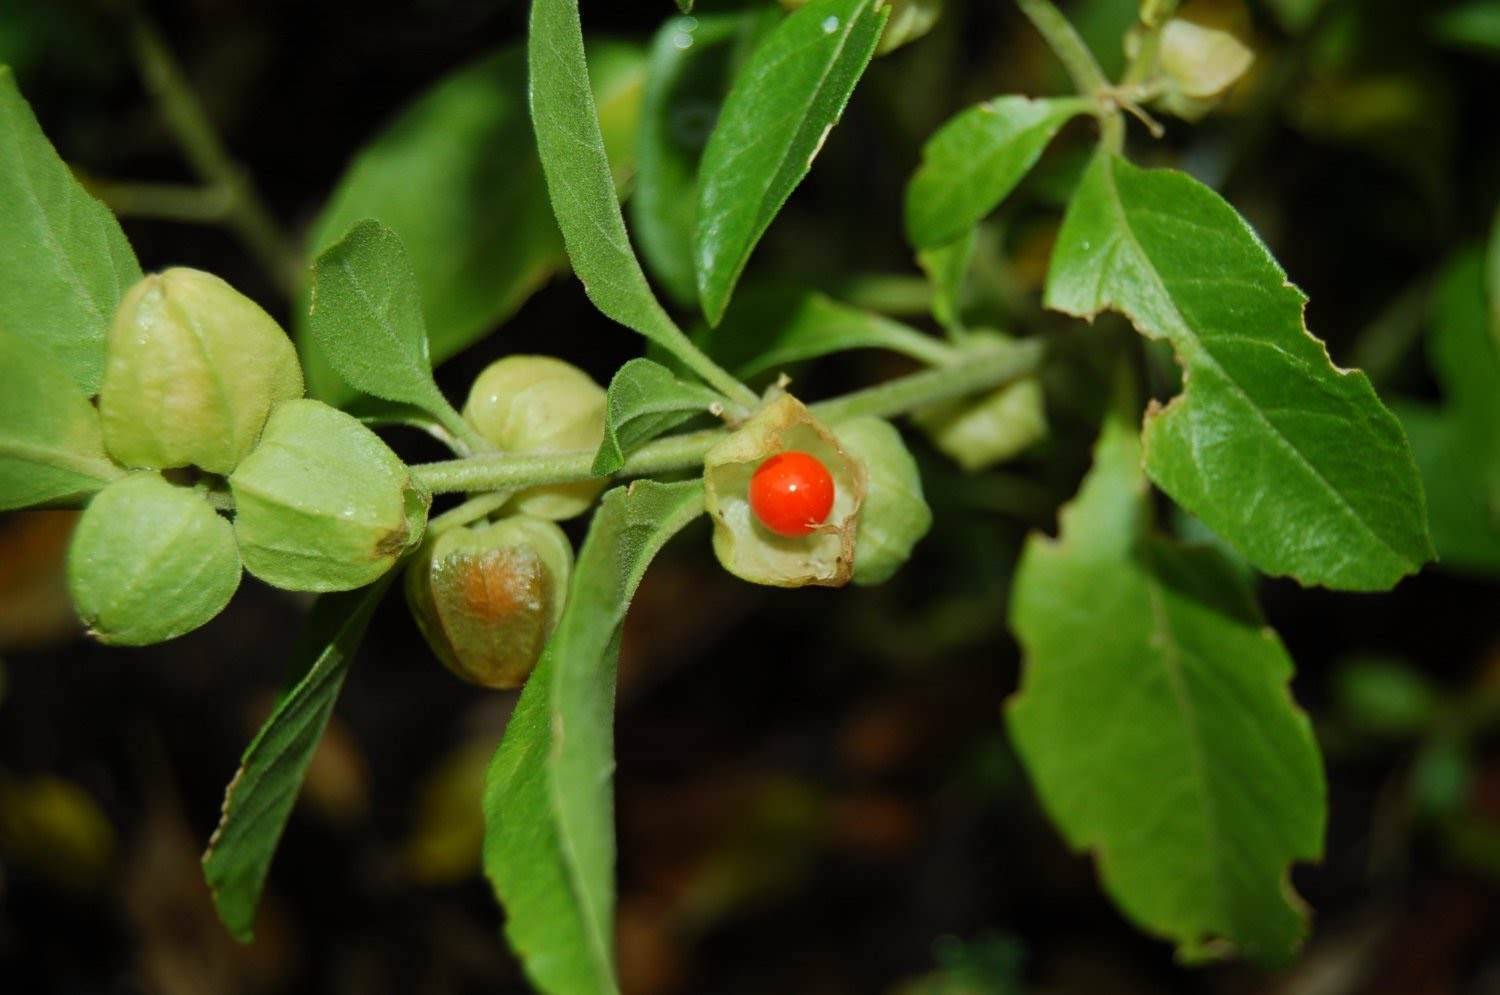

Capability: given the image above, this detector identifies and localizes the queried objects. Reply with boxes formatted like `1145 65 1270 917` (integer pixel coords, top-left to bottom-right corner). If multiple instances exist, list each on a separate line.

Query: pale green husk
230 399 429 591
837 417 932 585
98 268 303 474
67 473 241 645
463 355 608 520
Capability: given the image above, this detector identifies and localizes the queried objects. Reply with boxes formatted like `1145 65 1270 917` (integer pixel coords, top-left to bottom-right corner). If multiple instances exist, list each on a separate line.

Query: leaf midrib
1143 570 1229 939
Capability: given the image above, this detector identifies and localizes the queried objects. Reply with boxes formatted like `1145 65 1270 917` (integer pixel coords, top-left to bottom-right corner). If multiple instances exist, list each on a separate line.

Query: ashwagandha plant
0 0 1451 989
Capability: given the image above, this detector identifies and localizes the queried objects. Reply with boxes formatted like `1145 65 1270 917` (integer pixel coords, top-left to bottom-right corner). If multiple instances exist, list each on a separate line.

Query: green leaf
592 359 723 475
483 479 705 995
308 220 451 421
1488 204 1500 340
904 96 1091 251
632 12 767 307
203 576 392 940
1046 153 1431 590
697 286 953 380
1007 396 1326 966
529 0 688 354
1390 250 1500 573
299 43 643 405
1434 1 1500 56
0 331 121 510
694 0 887 324
0 65 141 395
917 227 975 334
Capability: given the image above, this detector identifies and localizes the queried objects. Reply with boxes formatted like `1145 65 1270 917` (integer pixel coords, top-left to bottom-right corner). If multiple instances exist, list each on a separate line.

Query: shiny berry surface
748 451 836 537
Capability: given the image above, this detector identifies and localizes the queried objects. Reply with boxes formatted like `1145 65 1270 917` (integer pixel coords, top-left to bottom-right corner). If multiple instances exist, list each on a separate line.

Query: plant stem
428 491 515 534
86 179 235 223
663 330 760 412
1015 0 1110 97
811 339 1043 423
410 339 1044 495
128 10 301 297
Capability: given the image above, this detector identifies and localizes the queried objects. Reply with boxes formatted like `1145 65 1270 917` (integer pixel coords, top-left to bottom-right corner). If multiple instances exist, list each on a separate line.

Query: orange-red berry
748 450 835 537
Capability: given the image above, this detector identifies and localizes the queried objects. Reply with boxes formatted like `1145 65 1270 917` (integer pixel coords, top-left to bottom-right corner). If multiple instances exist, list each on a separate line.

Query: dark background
2 0 1498 992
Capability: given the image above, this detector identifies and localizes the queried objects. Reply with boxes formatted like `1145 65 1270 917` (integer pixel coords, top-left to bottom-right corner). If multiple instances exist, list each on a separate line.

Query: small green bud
704 393 866 588
229 399 430 592
463 356 608 520
405 516 573 689
1151 19 1254 122
836 418 932 586
915 377 1046 472
67 473 241 645
98 268 304 474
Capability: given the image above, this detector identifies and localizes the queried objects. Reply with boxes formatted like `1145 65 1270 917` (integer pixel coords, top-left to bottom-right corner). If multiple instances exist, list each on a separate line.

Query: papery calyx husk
462 355 607 520
704 393 865 588
67 473 242 645
405 515 573 690
229 399 429 592
98 267 303 475
836 417 933 586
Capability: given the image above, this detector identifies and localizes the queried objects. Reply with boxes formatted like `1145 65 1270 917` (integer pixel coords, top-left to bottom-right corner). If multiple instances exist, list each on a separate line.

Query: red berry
748 451 836 537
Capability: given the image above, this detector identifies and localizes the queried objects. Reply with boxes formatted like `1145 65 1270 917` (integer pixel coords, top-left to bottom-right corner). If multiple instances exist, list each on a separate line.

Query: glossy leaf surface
694 0 886 324
1047 153 1431 590
905 96 1091 250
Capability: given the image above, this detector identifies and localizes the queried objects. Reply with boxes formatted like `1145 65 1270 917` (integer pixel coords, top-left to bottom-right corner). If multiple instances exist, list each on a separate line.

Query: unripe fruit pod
835 418 932 586
67 473 241 645
229 399 430 592
405 515 573 689
98 268 304 474
914 377 1047 472
463 356 607 521
1149 19 1254 121
704 393 866 588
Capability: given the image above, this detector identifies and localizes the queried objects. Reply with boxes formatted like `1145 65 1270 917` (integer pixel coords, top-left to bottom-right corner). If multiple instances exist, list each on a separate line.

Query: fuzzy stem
409 339 1044 495
128 10 301 296
1015 0 1110 97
